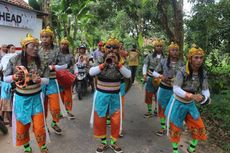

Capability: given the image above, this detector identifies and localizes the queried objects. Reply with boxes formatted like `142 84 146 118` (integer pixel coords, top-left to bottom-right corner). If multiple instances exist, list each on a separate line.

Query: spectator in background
93 41 104 65
128 44 140 84
7 44 16 53
0 44 17 126
0 44 8 61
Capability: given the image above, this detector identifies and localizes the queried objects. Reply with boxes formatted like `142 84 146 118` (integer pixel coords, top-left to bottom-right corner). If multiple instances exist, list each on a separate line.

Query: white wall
0 18 42 48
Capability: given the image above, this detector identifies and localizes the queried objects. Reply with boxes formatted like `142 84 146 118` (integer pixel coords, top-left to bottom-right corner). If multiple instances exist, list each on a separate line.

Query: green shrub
199 91 230 151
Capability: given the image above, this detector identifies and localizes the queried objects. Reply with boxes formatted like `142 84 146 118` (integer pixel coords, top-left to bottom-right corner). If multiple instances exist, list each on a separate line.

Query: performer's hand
33 76 41 83
159 75 165 81
49 65 55 71
30 71 41 83
99 63 105 71
191 94 203 102
143 75 147 82
103 60 108 68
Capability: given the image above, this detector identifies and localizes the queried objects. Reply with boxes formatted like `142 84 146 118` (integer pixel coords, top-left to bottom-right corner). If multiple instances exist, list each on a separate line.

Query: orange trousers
94 111 121 141
145 90 157 105
61 87 73 111
16 113 46 147
170 114 207 143
158 104 165 118
121 96 125 119
44 93 60 122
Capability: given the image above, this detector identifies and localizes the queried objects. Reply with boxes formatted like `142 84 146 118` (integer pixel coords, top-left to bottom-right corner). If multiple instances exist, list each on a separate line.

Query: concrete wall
0 18 42 49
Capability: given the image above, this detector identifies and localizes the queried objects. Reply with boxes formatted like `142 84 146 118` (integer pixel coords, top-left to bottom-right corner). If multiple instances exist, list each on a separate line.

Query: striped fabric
97 80 120 93
49 71 56 79
16 84 41 95
147 69 154 77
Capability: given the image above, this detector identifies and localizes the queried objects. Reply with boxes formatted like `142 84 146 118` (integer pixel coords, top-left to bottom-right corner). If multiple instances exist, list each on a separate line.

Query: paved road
0 83 186 153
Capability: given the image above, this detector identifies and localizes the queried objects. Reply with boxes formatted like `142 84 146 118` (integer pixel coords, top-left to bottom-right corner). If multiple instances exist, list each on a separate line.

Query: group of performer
0 25 211 153
143 40 210 153
0 26 77 153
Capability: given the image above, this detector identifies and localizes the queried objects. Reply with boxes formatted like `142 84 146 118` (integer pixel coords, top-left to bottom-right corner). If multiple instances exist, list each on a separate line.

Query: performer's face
9 46 16 53
61 44 69 52
26 42 39 57
1 44 7 53
106 45 119 53
79 48 86 54
40 35 52 46
169 48 179 59
155 45 163 53
191 55 204 69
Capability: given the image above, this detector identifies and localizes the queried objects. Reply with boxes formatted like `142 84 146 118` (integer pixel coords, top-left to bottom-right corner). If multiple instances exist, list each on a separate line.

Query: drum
152 77 161 87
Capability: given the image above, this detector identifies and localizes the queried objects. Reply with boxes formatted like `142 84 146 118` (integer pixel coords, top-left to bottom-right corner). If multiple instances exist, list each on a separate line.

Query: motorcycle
75 65 89 100
0 115 8 135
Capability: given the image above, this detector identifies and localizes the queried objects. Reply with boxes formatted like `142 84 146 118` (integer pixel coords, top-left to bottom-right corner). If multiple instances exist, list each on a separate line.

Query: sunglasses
106 45 119 49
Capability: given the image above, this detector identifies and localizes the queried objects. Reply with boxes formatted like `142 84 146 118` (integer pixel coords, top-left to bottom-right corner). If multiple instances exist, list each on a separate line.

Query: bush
205 50 230 93
199 90 230 151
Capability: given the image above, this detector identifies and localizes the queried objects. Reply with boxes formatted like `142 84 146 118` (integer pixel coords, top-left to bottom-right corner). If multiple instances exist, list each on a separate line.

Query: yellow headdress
186 44 205 75
187 44 205 60
105 37 120 47
60 37 69 45
168 42 179 51
20 33 39 48
40 26 54 38
153 39 164 47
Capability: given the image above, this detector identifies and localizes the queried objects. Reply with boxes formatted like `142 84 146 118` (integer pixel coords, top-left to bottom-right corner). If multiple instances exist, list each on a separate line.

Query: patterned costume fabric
60 52 75 73
155 58 184 87
174 66 208 94
59 52 75 112
143 53 163 90
143 53 163 76
4 53 49 123
156 58 184 117
4 53 49 80
97 65 123 86
4 53 49 147
39 45 66 93
39 45 66 122
143 53 163 104
165 66 209 143
92 63 126 140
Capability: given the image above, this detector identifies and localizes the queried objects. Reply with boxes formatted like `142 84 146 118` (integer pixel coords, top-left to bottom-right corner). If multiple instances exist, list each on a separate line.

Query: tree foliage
185 0 230 93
